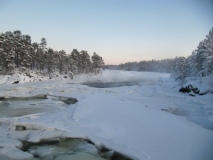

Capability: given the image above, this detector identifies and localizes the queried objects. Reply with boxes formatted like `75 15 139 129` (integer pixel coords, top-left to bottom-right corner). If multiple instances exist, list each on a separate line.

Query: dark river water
82 80 141 88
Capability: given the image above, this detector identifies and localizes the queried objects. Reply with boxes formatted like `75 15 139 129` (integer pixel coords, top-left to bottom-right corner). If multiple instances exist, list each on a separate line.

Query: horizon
0 0 213 65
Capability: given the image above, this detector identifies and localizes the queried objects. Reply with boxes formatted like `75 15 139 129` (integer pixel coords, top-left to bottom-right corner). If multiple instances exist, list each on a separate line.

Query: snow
72 88 213 160
0 70 213 160
0 69 73 84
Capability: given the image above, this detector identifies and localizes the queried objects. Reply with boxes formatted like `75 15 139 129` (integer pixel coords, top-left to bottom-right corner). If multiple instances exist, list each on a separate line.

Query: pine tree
91 52 104 74
2 32 15 74
202 28 213 76
80 50 91 73
13 30 22 68
32 42 39 70
0 30 105 76
0 34 5 72
46 48 56 76
70 49 80 74
58 50 66 74
39 38 47 72
20 35 32 72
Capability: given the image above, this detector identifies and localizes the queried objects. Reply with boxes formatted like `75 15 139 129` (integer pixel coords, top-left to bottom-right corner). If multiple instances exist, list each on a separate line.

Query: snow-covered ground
0 70 213 160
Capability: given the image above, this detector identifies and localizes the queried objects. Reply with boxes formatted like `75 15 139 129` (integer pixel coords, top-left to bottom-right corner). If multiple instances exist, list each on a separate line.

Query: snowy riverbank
0 70 213 160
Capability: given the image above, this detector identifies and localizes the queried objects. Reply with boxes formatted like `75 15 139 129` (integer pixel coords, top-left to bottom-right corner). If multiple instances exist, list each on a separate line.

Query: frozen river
81 70 213 131
1 70 212 131
0 70 213 160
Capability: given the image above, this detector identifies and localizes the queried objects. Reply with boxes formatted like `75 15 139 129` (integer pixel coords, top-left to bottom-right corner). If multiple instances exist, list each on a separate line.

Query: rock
179 85 192 93
13 81 19 84
61 97 78 104
64 76 68 78
199 90 210 96
190 87 199 94
15 125 26 131
179 85 200 94
179 84 213 96
47 95 78 104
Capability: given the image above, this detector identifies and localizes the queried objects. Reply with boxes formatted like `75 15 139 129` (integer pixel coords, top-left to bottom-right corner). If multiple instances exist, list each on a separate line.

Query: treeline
0 30 104 76
105 59 175 73
173 28 213 80
106 28 213 80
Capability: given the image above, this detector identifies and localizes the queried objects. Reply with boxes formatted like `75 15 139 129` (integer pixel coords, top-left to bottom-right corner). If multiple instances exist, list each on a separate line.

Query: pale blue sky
0 0 212 64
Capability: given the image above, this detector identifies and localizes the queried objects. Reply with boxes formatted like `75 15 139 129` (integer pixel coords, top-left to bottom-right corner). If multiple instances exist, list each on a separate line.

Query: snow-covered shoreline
0 70 213 160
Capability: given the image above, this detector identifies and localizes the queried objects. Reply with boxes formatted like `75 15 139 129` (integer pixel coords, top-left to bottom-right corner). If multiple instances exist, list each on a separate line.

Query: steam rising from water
82 70 170 88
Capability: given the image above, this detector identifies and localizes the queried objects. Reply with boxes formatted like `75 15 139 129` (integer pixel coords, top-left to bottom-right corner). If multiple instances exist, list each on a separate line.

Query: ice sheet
0 70 212 160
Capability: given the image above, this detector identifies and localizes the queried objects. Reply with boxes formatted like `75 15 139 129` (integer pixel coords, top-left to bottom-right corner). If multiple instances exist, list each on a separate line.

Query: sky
0 0 213 65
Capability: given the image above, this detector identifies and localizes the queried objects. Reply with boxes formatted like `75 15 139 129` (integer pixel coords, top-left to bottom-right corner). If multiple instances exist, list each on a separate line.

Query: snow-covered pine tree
194 40 207 77
0 34 5 73
174 57 186 82
39 38 47 72
32 42 39 70
2 32 15 75
91 52 104 74
201 28 213 76
185 51 197 77
0 30 106 76
20 35 32 72
70 49 80 74
58 50 66 74
68 54 74 74
46 48 56 76
80 50 91 74
13 30 22 68
63 54 69 74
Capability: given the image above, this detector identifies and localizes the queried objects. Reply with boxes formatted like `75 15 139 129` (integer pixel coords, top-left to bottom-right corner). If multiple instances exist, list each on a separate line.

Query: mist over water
82 70 170 88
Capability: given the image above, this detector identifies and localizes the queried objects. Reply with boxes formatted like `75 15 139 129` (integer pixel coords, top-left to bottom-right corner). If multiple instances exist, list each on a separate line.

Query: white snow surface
0 70 213 160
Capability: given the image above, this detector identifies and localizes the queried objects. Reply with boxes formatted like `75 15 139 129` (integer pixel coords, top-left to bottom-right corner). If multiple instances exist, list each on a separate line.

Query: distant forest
106 28 213 80
0 30 105 76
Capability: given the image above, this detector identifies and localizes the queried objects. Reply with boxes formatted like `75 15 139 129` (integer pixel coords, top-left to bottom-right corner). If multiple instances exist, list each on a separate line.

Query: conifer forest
0 30 105 77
